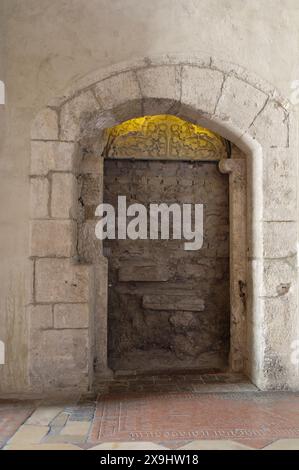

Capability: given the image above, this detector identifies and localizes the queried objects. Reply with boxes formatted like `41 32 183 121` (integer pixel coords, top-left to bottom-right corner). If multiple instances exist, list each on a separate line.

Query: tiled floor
1 373 299 450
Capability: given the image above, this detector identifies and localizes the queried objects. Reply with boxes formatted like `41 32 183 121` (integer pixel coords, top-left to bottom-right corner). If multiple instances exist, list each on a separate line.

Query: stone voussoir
181 65 224 115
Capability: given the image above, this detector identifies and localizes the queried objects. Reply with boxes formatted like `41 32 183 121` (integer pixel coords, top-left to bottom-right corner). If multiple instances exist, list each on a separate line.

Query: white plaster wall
0 0 299 392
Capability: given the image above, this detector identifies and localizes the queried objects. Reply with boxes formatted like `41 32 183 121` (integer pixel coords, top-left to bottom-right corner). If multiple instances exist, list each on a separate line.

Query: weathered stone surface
30 141 76 176
30 177 49 219
249 100 289 148
30 220 76 257
216 75 267 130
80 153 103 175
31 108 59 140
94 71 141 110
263 148 297 221
25 260 35 305
60 420 90 436
8 425 49 445
181 66 224 114
54 303 89 329
143 294 205 312
28 304 53 330
51 173 78 219
60 91 101 141
30 329 89 389
26 406 63 426
35 259 91 303
263 222 297 258
137 66 181 114
104 159 229 371
169 312 197 331
78 220 103 263
262 259 296 298
118 264 171 282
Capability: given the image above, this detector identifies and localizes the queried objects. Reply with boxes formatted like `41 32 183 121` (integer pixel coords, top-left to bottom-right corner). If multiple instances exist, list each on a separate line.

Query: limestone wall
0 0 299 393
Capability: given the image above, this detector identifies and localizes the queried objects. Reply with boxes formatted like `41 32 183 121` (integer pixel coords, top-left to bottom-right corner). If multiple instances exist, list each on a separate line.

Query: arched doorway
28 56 296 392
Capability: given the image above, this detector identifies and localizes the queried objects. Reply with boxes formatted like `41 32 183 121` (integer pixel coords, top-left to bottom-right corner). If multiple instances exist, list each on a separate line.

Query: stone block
263 148 297 221
30 220 76 257
51 173 78 219
25 259 35 305
216 75 267 130
118 264 171 282
30 329 89 389
35 259 91 303
60 91 101 141
31 108 59 140
60 421 90 436
137 66 181 114
94 71 141 110
28 304 53 330
78 220 103 263
26 406 63 426
143 294 205 312
181 66 224 115
262 294 297 354
30 141 76 176
262 259 296 298
263 221 297 258
8 425 49 445
30 177 49 219
249 100 289 148
54 303 89 329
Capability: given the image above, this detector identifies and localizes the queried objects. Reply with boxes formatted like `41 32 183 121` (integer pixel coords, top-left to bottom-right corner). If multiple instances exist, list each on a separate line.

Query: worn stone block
30 220 76 257
25 259 35 305
263 148 297 221
26 406 63 426
28 304 53 330
31 108 59 140
263 221 297 258
51 173 78 219
60 91 101 141
30 329 89 389
181 66 223 114
249 100 289 148
216 75 267 130
30 141 76 176
143 294 205 312
137 66 181 114
118 264 171 282
262 259 296 298
54 303 89 329
35 259 91 303
94 71 141 110
78 220 103 263
30 177 49 219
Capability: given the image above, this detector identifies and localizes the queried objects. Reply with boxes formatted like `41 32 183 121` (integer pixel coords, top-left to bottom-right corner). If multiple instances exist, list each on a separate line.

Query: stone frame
29 54 298 392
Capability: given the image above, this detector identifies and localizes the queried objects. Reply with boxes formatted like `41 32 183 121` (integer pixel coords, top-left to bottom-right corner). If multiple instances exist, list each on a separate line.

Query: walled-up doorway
102 115 230 373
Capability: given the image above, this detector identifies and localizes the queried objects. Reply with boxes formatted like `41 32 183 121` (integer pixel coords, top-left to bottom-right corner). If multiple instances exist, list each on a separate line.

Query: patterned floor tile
89 441 168 450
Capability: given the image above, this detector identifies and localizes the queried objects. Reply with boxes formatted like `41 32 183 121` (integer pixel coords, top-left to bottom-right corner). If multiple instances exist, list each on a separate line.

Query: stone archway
28 54 298 392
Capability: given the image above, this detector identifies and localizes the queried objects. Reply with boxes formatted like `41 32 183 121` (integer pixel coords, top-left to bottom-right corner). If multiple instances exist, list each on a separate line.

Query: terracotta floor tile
90 391 299 448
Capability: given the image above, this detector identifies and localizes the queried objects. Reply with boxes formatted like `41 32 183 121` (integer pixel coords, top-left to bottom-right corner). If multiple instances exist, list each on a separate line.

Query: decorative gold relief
103 115 229 160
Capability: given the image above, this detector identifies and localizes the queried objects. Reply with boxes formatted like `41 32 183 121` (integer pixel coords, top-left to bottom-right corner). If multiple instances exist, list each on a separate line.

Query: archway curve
29 55 298 392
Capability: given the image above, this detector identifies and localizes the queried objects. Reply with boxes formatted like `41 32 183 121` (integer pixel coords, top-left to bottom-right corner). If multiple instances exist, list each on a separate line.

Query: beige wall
0 0 299 392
